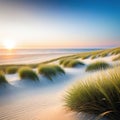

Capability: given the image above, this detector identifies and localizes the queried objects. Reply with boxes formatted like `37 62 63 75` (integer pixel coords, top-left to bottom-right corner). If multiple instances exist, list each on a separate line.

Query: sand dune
0 55 119 120
0 67 87 120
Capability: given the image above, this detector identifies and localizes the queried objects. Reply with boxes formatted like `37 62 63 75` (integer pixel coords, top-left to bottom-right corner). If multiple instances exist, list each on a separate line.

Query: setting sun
3 40 16 50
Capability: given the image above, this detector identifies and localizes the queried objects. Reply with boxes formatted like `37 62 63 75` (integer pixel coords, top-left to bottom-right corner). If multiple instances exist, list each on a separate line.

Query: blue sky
0 0 119 48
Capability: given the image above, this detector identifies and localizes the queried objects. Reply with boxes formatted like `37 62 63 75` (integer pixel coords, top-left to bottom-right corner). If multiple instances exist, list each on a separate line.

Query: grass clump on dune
110 48 120 55
28 63 39 68
59 59 85 68
18 67 39 81
113 55 120 61
59 58 67 65
0 71 8 84
0 47 119 72
100 53 108 57
6 66 18 74
65 66 120 119
67 60 85 67
38 64 65 80
81 55 90 60
91 55 97 59
86 61 110 72
61 59 73 67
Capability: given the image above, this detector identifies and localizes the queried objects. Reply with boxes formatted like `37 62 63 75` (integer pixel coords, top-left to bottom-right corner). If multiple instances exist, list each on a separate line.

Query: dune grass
100 53 108 57
59 59 72 67
0 71 8 84
99 47 120 57
65 66 120 119
59 58 67 65
81 55 91 60
6 66 18 74
91 55 97 59
38 64 65 80
0 47 119 72
113 55 120 61
18 67 39 81
86 61 110 72
59 59 85 68
110 48 120 55
28 64 39 68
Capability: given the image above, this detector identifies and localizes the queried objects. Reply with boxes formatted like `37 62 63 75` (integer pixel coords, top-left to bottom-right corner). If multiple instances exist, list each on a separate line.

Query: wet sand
0 53 71 64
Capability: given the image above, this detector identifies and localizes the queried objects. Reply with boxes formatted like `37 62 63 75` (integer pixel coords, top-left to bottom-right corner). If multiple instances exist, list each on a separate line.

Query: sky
0 0 120 49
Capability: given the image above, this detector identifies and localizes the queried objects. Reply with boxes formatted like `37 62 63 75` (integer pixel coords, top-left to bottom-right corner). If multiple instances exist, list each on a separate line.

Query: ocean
0 48 101 55
0 48 101 64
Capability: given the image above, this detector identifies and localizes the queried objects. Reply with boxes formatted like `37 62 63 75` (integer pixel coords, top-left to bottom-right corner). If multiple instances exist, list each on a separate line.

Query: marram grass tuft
65 66 120 119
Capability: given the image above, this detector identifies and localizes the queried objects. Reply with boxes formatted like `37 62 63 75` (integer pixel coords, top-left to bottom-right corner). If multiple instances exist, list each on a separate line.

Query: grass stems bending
65 66 120 119
113 55 120 61
81 55 90 60
86 61 110 72
0 71 8 84
91 55 97 59
18 67 39 81
0 47 119 72
6 66 18 74
59 59 85 68
38 64 65 80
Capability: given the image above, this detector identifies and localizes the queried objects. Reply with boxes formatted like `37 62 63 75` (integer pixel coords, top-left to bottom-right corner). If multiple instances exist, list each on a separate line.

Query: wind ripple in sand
0 68 87 120
0 90 75 120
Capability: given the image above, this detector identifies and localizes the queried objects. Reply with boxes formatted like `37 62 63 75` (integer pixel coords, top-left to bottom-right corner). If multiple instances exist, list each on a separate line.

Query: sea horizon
0 48 103 65
0 48 103 55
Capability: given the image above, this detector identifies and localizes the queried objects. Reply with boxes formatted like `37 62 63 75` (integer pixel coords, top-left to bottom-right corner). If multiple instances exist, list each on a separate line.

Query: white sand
0 67 88 120
0 54 119 120
79 54 118 65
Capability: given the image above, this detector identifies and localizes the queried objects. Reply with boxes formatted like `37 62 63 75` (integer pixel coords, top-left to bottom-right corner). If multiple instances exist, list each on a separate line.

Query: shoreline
0 47 119 120
0 53 72 65
0 47 119 67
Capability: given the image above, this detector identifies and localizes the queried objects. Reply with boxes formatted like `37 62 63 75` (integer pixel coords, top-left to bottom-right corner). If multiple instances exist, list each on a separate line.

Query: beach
0 0 119 119
0 67 87 120
0 49 97 65
0 47 119 120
